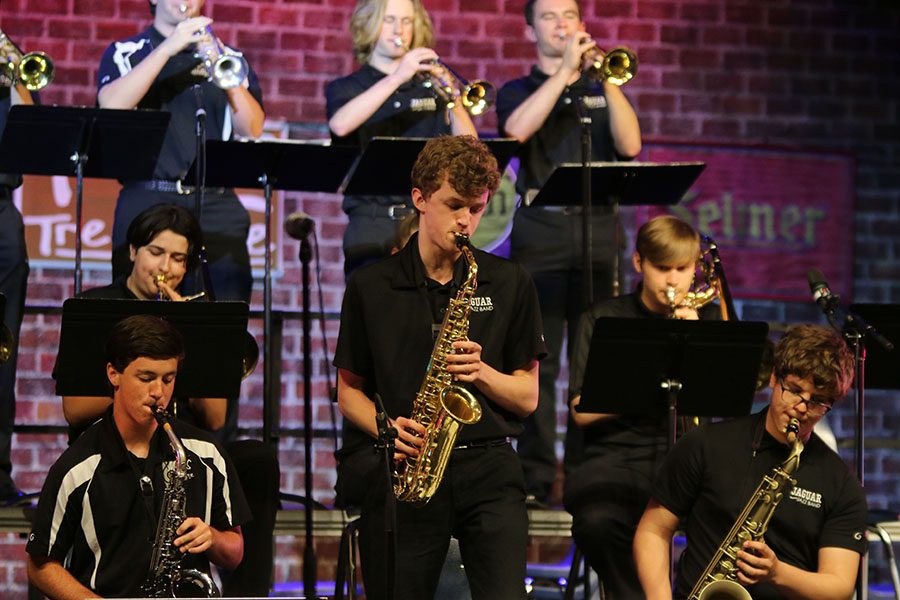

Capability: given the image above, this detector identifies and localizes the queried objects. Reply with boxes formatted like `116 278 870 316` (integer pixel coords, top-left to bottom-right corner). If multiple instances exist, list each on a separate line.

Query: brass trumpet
394 37 496 116
0 29 54 91
177 3 248 90
0 323 13 364
559 33 637 86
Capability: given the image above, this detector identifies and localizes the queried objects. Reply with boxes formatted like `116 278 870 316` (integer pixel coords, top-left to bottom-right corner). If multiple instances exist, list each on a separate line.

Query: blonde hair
350 0 435 64
635 215 700 266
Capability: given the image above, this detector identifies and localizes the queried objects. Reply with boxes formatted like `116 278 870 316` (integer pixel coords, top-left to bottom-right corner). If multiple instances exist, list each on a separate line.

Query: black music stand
339 136 519 196
186 138 356 600
576 317 769 452
848 304 900 391
0 105 170 294
55 298 248 400
530 161 706 304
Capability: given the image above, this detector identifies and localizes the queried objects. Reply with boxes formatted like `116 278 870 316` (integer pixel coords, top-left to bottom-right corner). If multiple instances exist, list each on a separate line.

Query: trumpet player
634 324 865 600
28 314 249 599
97 0 264 303
496 0 642 509
563 215 720 599
326 0 477 275
0 32 37 504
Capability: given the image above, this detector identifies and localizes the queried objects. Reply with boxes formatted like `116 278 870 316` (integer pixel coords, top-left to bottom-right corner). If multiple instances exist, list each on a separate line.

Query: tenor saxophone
688 418 804 600
393 234 483 505
142 408 221 598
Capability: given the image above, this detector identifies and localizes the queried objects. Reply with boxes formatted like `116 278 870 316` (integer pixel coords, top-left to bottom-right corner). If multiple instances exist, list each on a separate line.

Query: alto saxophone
688 418 804 600
393 233 483 505
142 408 221 598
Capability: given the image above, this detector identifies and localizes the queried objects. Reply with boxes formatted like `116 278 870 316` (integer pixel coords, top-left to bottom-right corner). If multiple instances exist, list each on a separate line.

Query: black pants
510 207 618 502
112 186 252 302
0 188 28 496
219 439 280 597
340 443 529 600
563 450 663 600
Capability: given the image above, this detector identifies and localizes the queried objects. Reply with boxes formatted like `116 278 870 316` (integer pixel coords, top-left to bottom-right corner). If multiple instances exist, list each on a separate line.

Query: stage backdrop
637 142 855 303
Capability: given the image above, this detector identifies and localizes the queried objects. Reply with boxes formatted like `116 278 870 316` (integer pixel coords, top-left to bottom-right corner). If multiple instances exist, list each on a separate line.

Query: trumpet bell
586 46 637 86
0 323 13 364
460 80 496 117
211 53 248 90
18 51 54 91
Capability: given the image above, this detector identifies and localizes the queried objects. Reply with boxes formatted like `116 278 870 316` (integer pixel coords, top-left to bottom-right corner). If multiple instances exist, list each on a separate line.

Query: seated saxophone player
326 0 477 275
634 324 866 600
563 215 721 599
28 314 249 599
58 202 279 597
333 135 546 599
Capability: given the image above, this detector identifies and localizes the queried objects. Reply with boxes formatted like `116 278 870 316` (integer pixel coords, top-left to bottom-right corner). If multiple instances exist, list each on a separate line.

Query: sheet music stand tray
530 161 706 304
339 136 519 196
848 304 900 390
576 317 769 452
55 298 248 400
0 105 170 294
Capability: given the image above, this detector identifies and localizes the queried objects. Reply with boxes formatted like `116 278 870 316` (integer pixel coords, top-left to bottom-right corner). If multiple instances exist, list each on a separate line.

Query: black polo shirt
27 409 250 598
334 233 546 452
568 291 722 456
325 64 453 212
654 411 867 600
497 66 624 200
97 26 264 181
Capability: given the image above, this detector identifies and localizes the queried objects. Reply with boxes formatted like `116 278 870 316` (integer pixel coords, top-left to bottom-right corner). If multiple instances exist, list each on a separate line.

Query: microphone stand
192 84 206 223
300 233 318 598
373 393 397 600
576 96 594 308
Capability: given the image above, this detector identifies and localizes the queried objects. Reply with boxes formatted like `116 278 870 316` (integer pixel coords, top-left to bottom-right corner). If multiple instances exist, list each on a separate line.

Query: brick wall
1 0 898 593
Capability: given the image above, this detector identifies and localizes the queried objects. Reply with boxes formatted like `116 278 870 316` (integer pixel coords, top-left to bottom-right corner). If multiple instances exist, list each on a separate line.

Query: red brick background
1 0 899 594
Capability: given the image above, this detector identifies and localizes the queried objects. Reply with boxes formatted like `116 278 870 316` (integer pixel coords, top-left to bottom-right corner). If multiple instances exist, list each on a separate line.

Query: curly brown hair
411 135 500 201
774 324 854 403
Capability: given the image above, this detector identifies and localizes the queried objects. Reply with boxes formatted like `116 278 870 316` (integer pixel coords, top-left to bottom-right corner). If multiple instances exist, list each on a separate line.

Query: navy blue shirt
97 26 264 181
325 64 453 212
497 67 624 201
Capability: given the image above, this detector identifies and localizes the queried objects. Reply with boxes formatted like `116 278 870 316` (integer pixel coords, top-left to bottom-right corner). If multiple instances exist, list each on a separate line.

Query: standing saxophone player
326 0 477 275
27 315 249 599
333 136 545 599
634 324 867 600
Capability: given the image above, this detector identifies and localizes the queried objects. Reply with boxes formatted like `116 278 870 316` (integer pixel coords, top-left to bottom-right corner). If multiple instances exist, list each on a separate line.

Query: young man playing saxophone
634 324 867 600
334 135 545 599
27 315 249 599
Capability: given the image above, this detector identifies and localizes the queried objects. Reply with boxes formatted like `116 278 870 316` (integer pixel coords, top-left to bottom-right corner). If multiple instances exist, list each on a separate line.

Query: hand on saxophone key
734 539 780 586
445 340 483 383
392 416 425 461
174 516 214 555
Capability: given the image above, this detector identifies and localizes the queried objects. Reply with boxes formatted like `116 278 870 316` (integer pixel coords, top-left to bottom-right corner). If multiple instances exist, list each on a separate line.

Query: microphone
284 211 315 240
807 269 838 313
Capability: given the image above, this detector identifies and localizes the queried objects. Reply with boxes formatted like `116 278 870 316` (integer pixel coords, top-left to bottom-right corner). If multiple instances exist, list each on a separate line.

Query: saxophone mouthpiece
454 232 469 248
785 417 800 439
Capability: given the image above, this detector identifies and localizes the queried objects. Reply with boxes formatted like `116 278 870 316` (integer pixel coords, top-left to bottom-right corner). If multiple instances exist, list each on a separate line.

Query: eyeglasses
778 380 833 415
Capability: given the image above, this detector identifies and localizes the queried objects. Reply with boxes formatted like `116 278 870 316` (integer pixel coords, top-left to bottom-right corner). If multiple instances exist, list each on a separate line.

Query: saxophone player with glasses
634 324 867 600
27 315 249 599
334 136 546 599
326 0 478 275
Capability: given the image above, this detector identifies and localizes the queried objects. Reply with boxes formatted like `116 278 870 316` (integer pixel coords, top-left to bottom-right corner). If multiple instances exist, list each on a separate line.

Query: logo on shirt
470 296 494 312
410 97 438 112
581 95 608 110
788 485 822 509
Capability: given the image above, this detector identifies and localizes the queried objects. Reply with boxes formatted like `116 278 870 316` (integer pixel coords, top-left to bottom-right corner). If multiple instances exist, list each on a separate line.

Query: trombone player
496 0 642 508
0 28 39 503
326 0 478 275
